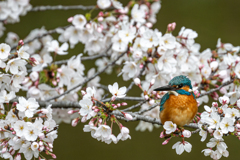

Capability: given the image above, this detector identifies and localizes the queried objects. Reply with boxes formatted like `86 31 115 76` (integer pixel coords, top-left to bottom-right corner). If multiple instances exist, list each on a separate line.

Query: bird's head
154 75 192 92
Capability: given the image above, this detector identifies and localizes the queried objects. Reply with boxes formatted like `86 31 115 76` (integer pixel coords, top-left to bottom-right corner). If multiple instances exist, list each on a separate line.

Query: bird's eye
178 84 183 88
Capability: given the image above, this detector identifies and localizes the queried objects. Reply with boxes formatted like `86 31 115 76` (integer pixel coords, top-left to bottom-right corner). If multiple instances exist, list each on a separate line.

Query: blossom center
29 130 34 135
0 48 4 53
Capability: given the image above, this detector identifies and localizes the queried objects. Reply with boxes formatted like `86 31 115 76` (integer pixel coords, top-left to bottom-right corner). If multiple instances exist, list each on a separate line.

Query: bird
154 75 198 127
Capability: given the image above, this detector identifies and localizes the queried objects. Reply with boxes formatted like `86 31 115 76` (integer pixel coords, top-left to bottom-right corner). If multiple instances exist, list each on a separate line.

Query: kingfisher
154 75 198 127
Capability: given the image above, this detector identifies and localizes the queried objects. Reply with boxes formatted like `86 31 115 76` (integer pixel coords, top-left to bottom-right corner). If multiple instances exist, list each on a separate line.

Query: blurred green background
1 0 240 160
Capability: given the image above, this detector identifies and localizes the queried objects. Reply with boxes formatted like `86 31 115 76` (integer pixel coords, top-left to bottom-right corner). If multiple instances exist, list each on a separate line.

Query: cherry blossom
108 82 126 99
172 141 192 155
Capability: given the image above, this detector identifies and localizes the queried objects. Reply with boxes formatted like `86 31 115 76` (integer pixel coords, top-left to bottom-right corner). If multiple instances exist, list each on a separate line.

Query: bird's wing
176 89 196 99
160 92 169 111
176 89 191 95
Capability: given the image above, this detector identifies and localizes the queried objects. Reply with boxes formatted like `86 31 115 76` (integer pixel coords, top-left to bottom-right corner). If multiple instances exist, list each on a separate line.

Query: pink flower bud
94 109 99 112
81 90 86 95
72 118 79 127
150 79 155 85
98 118 102 124
41 109 49 114
197 101 200 107
149 99 155 105
98 17 104 22
148 57 153 62
1 147 7 153
97 27 102 33
52 81 57 86
38 133 45 139
124 113 133 120
210 61 218 71
14 153 21 160
68 17 73 22
182 130 191 138
34 80 39 86
89 120 94 126
68 110 74 114
51 154 57 159
29 57 39 66
171 22 176 30
48 143 53 148
146 22 153 28
113 106 117 109
159 131 165 138
236 124 240 129
39 146 44 152
39 141 43 146
144 95 149 100
134 78 141 85
10 148 15 155
208 128 213 133
98 11 104 16
162 138 171 145
152 91 156 95
111 96 116 101
220 87 227 94
194 90 199 95
12 131 16 135
81 117 87 123
121 102 127 106
117 103 121 107
12 102 17 107
18 39 24 46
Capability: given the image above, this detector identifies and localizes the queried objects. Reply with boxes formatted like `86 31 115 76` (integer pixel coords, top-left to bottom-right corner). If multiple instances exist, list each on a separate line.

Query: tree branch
122 100 147 112
30 5 95 12
136 104 158 114
102 96 144 102
197 79 234 98
112 111 199 129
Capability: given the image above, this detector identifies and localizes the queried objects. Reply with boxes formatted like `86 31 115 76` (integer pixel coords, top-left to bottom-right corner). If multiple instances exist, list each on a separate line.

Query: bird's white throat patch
168 91 179 96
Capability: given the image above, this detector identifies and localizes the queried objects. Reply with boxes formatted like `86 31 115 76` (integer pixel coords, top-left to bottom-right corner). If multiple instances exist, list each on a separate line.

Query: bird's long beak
153 85 176 91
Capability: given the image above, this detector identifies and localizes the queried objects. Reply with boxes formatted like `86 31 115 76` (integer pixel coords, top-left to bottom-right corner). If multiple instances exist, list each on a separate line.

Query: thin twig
30 5 95 12
102 96 145 102
122 100 147 112
198 79 234 98
136 104 158 114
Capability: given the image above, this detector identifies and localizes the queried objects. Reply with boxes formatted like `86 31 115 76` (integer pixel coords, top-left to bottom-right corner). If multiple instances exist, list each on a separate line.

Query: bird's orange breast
160 93 198 126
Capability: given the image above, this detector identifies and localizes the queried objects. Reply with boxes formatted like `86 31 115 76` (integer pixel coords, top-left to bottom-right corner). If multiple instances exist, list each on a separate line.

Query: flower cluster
69 83 132 144
198 95 240 159
0 0 32 37
1 101 58 160
0 43 58 159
